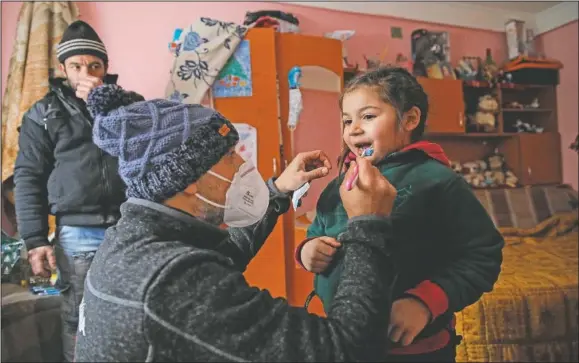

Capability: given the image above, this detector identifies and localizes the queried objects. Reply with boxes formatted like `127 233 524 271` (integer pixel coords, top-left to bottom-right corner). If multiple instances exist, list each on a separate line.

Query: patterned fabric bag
166 17 248 104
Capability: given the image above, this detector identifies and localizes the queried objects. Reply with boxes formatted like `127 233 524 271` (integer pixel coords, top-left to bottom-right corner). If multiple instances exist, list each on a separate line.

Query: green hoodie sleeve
406 176 504 319
306 212 325 239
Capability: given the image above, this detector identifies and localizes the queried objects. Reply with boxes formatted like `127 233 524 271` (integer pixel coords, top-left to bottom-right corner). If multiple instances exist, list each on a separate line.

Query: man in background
13 20 143 362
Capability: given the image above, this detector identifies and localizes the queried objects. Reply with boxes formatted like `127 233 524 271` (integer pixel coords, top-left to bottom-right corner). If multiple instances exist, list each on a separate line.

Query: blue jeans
54 226 106 362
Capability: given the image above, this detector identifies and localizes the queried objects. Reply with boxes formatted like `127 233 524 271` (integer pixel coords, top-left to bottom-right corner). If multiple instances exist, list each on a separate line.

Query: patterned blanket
456 212 578 362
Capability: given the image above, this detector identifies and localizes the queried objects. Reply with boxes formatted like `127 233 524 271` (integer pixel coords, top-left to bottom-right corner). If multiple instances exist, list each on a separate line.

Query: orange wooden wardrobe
213 28 343 315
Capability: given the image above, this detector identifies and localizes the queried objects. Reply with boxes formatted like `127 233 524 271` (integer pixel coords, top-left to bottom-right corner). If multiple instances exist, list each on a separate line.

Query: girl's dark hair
337 66 429 172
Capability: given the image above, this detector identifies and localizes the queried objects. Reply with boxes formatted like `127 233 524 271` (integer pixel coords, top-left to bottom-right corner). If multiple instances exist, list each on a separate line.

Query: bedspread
456 212 578 362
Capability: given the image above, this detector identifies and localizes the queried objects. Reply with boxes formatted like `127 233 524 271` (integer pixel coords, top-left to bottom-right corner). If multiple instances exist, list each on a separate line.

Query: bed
456 185 578 362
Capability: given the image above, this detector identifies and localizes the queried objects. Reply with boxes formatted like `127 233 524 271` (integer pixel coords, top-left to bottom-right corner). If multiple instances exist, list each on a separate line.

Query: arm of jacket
222 178 290 272
13 112 55 250
405 176 505 320
144 216 397 362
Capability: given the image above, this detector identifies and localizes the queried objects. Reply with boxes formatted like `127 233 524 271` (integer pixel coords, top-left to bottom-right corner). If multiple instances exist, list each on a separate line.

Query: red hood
344 141 451 168
399 141 451 167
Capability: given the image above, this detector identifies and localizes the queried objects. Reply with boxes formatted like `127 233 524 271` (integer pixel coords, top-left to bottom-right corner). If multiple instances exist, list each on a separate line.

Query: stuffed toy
514 119 544 133
483 170 497 188
450 160 462 174
471 94 498 132
486 151 518 188
505 171 519 188
461 160 486 188
458 153 519 189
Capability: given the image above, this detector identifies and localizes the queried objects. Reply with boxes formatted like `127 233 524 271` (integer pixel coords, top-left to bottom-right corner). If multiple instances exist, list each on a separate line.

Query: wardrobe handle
459 112 464 127
273 158 278 177
528 167 532 176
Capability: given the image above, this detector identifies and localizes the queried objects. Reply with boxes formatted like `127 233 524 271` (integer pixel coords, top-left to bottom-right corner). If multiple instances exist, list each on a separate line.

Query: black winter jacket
14 75 143 250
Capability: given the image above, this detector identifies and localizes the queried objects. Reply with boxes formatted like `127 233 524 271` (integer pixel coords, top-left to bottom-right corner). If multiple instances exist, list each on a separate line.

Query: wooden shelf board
343 67 360 74
427 132 518 138
499 83 555 90
463 80 492 88
502 108 553 112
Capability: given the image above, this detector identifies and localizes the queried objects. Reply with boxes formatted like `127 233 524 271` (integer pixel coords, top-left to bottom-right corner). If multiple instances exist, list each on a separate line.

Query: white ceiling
282 1 577 34
467 1 563 14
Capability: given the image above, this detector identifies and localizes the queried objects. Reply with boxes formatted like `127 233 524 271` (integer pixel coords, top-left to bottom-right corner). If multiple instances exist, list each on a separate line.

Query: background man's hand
75 76 103 101
27 245 57 278
275 150 332 193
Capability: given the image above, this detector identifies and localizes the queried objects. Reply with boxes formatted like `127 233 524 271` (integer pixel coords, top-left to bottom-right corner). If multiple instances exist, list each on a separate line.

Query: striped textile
473 185 578 229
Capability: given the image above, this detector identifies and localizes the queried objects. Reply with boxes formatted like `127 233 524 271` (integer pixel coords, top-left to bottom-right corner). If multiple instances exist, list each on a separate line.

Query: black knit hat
56 20 108 64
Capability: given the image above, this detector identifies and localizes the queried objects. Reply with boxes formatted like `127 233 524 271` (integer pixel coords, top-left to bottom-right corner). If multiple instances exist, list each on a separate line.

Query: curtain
1 1 79 182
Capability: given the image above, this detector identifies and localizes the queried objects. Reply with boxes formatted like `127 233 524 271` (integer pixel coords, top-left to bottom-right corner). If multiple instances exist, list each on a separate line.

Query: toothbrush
346 147 374 191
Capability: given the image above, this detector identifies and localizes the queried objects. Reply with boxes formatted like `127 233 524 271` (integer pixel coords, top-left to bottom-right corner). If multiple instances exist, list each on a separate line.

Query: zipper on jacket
99 149 110 214
54 80 115 217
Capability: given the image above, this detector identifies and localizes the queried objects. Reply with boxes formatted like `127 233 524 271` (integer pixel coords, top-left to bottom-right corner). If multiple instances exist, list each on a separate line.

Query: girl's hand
388 297 431 346
300 237 341 273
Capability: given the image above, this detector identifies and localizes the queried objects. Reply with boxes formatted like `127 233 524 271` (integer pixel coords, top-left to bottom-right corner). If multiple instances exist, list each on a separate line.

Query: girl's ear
402 106 421 132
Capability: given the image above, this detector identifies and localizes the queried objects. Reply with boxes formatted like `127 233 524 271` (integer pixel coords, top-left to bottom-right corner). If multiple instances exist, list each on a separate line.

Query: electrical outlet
391 26 403 39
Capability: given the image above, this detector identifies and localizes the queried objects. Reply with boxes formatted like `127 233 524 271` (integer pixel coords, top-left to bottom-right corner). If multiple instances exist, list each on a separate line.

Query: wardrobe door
214 28 287 298
275 33 343 312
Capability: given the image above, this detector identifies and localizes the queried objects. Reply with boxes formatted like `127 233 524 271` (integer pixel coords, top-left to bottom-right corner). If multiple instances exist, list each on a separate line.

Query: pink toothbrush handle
346 164 359 191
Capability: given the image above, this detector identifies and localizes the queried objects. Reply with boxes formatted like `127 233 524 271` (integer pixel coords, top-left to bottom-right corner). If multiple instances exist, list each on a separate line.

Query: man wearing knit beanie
75 84 400 362
13 20 142 362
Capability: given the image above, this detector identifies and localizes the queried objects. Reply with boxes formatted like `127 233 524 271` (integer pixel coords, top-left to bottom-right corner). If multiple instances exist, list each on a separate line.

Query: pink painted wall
1 1 22 95
537 21 578 190
293 89 342 214
1 2 508 99
2 2 574 191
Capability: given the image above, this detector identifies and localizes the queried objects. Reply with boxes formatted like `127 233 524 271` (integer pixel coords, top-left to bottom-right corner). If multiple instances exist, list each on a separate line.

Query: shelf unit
420 78 562 186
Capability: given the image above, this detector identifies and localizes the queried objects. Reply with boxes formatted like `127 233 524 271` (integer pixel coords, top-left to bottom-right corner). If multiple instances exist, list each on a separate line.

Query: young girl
295 66 504 362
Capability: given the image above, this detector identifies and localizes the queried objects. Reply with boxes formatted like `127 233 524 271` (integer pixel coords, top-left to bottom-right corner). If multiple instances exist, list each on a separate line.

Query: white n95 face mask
195 162 269 228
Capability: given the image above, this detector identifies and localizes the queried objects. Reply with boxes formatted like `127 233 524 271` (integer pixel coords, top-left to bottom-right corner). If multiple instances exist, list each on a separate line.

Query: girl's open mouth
354 143 373 156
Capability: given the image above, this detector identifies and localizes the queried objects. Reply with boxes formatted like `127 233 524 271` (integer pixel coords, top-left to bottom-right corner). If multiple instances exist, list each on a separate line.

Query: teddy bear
471 94 499 133
485 151 518 188
450 160 462 175
505 171 519 188
461 160 487 188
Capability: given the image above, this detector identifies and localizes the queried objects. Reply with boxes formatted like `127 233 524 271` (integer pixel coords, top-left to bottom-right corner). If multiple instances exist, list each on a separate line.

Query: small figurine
528 98 540 108
395 53 413 72
570 134 579 153
505 101 524 109
514 119 544 133
364 47 388 70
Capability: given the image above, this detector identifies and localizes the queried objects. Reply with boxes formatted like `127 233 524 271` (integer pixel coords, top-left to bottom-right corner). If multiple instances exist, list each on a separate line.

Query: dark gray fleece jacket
74 179 396 362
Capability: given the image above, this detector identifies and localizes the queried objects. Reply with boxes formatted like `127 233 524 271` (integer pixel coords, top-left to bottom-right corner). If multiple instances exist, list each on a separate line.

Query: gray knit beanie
87 84 239 202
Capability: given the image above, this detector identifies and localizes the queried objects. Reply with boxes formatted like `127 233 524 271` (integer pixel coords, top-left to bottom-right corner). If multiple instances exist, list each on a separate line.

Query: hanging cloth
1 2 79 182
166 17 249 104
